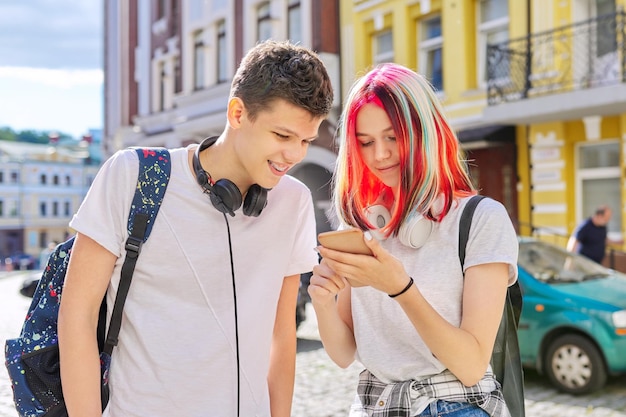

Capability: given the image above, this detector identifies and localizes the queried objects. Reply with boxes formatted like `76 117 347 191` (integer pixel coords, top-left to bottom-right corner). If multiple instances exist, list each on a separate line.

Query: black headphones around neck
193 136 268 217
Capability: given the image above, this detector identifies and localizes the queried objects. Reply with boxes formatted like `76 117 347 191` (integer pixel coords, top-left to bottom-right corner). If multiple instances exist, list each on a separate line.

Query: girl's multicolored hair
333 63 475 236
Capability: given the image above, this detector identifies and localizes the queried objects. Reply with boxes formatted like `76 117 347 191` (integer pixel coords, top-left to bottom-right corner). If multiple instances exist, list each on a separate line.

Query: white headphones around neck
365 205 433 248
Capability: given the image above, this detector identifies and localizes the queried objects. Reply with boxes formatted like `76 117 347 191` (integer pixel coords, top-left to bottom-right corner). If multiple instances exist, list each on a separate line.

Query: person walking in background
567 205 614 264
58 40 334 417
38 241 57 269
308 63 518 416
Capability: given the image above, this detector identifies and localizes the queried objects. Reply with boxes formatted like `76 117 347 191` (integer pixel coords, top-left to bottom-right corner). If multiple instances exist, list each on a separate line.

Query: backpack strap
458 195 486 268
458 194 526 417
103 148 171 354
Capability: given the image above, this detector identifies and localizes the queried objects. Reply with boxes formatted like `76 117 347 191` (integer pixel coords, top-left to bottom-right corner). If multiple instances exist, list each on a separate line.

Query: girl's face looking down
355 103 401 191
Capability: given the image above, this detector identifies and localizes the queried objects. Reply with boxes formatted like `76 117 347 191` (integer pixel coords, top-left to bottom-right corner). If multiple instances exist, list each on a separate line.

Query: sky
0 1 103 139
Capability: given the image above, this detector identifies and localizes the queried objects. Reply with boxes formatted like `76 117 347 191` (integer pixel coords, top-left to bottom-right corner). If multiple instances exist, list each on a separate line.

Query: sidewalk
0 271 33 417
2 275 626 417
293 303 626 417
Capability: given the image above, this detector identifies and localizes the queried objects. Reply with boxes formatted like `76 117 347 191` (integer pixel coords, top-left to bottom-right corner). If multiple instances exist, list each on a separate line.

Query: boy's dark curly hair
231 40 334 120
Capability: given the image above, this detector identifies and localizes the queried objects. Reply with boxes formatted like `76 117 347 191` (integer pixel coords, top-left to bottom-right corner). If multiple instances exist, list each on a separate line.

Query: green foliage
0 126 74 143
0 126 17 141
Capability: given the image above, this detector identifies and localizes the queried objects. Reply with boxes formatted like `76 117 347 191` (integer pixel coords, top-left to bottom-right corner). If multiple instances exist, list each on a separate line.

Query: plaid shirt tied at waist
354 368 511 417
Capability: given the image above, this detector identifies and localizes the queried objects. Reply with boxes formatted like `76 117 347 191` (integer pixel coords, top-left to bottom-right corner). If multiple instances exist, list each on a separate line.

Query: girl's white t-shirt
351 196 519 383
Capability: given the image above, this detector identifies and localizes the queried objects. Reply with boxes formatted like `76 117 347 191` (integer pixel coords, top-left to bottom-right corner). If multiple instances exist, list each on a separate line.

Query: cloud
0 72 103 137
0 1 103 137
0 1 102 69
0 67 103 88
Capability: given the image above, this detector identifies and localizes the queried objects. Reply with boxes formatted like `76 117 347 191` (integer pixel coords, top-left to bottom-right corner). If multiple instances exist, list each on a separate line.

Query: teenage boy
58 40 334 417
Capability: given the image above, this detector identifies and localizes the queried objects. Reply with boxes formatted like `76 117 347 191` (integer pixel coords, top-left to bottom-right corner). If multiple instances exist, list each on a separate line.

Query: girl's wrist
388 276 414 298
311 296 338 311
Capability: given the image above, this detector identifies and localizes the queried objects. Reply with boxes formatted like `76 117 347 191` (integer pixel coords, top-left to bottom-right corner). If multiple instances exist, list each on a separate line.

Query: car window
518 240 610 283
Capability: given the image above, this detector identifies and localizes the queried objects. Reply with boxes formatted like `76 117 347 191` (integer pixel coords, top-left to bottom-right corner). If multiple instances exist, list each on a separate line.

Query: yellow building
341 0 626 263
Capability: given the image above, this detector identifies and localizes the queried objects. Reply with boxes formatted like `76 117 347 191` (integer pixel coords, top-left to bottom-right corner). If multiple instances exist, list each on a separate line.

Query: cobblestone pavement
294 304 626 417
2 271 626 417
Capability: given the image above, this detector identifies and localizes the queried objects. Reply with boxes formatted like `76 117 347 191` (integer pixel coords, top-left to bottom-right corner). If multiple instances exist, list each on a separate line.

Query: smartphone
318 228 373 255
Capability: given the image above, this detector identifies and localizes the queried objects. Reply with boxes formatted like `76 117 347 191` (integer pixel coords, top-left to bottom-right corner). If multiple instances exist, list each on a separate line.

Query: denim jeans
417 400 490 417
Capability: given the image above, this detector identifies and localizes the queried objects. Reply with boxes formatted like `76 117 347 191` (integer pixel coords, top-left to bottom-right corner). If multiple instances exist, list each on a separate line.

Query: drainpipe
525 0 533 235
523 0 532 98
621 6 626 83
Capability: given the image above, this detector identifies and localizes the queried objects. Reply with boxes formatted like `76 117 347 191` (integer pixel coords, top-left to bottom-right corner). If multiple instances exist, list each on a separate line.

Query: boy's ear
227 97 246 128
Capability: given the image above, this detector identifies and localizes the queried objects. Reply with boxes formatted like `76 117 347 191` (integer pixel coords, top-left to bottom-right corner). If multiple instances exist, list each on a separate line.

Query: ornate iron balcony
487 11 626 106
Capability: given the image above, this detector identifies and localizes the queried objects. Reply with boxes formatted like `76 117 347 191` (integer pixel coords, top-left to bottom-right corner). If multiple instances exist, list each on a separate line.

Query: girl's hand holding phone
317 228 373 287
316 228 411 294
317 228 373 256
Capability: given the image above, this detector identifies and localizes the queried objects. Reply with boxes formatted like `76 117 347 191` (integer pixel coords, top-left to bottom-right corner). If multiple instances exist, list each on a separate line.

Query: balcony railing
487 11 626 106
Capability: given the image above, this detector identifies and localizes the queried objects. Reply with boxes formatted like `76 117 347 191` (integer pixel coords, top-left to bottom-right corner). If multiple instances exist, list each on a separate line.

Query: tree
0 126 74 143
0 127 17 141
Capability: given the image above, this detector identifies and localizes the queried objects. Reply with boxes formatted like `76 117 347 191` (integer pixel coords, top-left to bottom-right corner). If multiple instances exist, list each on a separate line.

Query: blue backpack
5 147 171 417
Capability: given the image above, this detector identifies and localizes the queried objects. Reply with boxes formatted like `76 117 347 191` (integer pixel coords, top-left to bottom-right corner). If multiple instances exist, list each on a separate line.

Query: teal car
517 238 626 394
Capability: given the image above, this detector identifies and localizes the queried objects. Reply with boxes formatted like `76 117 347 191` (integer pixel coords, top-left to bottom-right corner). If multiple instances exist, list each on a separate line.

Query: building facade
0 139 100 267
104 0 341 235
484 0 626 254
105 0 626 259
340 0 522 227
341 0 626 261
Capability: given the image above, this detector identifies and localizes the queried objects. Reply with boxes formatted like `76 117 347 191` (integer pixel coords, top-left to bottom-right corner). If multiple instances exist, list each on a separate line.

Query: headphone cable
223 213 240 417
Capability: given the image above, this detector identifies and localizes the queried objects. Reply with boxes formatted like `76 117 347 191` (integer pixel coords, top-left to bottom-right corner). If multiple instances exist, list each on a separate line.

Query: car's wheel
544 334 607 395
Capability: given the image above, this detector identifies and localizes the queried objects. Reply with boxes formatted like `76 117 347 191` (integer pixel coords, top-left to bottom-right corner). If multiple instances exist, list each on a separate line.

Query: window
157 0 166 19
170 0 178 36
189 0 203 19
159 62 166 111
577 141 621 239
373 30 394 64
572 0 618 87
217 21 227 83
580 141 619 169
52 201 59 217
174 56 182 93
0 200 3 216
477 0 509 85
211 0 228 10
257 2 272 42
40 174 47 185
53 175 59 185
288 0 302 44
40 201 47 217
64 201 71 217
10 200 18 216
419 16 443 91
65 175 71 186
39 232 47 249
0 171 3 183
193 31 205 90
596 0 617 57
10 171 18 183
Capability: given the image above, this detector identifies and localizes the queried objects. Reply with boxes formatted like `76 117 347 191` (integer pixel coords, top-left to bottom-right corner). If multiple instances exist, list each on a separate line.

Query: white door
577 141 622 241
581 177 621 238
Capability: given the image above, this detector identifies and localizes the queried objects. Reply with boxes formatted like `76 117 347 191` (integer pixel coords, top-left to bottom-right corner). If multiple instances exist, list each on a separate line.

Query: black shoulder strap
103 148 171 354
459 195 486 268
458 195 526 417
459 194 523 325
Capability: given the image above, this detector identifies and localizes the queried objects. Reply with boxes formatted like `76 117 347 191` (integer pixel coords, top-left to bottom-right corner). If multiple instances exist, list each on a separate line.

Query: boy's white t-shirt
69 146 318 417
